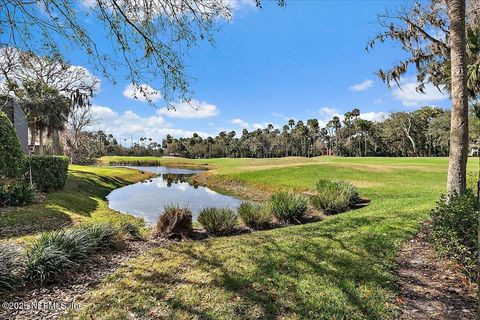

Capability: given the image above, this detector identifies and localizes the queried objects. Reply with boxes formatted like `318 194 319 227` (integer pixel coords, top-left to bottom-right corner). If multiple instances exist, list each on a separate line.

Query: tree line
159 106 463 159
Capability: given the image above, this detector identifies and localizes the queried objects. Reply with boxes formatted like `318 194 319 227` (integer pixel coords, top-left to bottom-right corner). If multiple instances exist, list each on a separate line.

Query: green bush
26 224 121 284
0 182 36 207
430 191 478 278
5 182 36 206
197 207 237 235
0 112 24 179
269 191 308 224
26 155 69 192
237 202 271 229
0 243 24 292
310 179 359 214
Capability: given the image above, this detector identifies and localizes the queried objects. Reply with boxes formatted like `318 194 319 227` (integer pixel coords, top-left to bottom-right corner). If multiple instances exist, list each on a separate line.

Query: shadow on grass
0 205 73 239
84 211 421 319
0 171 139 239
163 220 395 319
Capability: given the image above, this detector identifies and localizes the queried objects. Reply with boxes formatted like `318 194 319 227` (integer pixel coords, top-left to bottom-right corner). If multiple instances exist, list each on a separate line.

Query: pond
106 166 243 226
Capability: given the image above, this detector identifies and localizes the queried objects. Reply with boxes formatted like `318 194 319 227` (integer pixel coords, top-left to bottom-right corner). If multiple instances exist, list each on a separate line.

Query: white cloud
361 112 388 122
373 98 384 105
252 123 277 130
225 0 256 10
349 79 374 92
0 47 100 95
123 83 162 103
230 118 249 128
81 0 96 9
317 107 386 125
89 105 209 144
158 99 219 119
319 107 340 118
392 79 447 107
316 107 341 127
91 104 117 121
81 0 254 19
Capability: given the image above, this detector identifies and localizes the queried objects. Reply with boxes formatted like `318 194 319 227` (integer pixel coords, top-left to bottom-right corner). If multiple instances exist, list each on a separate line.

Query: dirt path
396 225 477 319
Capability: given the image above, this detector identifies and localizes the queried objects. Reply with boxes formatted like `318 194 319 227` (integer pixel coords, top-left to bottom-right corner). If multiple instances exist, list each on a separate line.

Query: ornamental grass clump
26 224 121 284
237 202 271 229
120 221 143 240
198 207 237 235
155 204 193 239
269 191 308 224
310 179 359 214
0 243 24 293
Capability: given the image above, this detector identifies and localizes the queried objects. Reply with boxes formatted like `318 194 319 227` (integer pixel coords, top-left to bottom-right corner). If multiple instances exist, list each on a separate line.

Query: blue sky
71 0 450 144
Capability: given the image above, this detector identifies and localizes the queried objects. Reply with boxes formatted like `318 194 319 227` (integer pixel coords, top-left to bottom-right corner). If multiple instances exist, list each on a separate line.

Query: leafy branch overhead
368 0 480 98
0 0 234 102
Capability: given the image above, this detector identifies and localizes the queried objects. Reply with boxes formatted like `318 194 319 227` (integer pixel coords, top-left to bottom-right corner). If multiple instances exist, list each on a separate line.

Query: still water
107 166 243 225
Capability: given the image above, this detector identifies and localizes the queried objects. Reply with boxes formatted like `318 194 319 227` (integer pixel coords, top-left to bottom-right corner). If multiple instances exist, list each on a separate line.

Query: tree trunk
38 129 44 155
29 126 37 155
446 0 468 196
52 129 62 155
364 135 367 157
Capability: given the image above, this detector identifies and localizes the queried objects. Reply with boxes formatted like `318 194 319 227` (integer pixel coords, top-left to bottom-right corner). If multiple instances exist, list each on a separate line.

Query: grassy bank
71 156 467 319
0 165 153 241
98 156 212 169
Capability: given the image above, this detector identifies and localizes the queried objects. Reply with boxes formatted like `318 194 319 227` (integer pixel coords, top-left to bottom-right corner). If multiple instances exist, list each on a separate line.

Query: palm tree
307 119 319 157
446 0 469 196
288 119 295 129
332 116 341 155
44 95 70 155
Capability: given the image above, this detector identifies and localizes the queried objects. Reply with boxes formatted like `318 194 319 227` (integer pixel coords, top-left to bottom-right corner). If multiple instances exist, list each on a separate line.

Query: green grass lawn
0 165 153 242
70 156 471 320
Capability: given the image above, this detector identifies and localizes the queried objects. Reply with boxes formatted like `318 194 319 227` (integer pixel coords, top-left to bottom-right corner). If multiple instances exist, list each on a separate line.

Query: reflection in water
159 173 199 188
107 166 242 226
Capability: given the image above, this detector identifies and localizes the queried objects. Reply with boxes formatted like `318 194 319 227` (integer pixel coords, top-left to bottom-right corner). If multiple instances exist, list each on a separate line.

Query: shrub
269 191 308 224
237 202 271 229
26 224 121 284
0 182 36 207
0 243 24 292
6 182 36 206
198 207 237 235
0 112 24 180
120 221 143 240
155 205 193 239
430 191 478 278
0 184 9 207
26 155 69 192
81 223 121 249
310 179 359 214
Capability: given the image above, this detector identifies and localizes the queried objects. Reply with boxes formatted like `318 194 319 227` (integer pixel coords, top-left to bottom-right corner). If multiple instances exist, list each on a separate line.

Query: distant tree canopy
160 106 457 159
